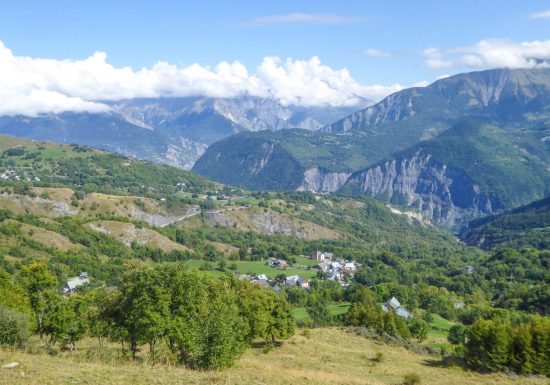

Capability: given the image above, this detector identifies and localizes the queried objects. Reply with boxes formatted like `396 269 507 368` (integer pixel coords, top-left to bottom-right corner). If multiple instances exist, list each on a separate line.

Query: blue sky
0 0 549 114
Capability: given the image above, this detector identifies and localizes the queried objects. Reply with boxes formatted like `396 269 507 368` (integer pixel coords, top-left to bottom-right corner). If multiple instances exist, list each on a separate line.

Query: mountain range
0 96 366 170
193 68 550 229
0 67 549 230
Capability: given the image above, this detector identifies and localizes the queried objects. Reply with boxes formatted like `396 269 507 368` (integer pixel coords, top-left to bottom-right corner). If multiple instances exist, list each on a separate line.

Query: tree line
0 261 295 369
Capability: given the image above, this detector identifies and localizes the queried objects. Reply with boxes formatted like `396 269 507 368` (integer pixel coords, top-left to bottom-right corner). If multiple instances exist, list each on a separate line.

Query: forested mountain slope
461 196 550 250
194 68 550 229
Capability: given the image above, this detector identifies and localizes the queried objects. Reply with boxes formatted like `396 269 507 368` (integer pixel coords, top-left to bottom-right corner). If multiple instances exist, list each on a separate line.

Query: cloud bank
424 39 550 70
0 41 403 116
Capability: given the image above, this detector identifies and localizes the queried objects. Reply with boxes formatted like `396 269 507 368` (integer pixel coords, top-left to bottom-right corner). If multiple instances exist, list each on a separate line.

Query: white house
314 262 330 273
343 262 356 271
285 275 300 286
381 297 411 319
63 272 90 294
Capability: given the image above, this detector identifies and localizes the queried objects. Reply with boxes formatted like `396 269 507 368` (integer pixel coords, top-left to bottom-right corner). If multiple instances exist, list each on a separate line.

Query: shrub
372 351 384 363
403 373 421 385
0 305 30 347
447 324 466 345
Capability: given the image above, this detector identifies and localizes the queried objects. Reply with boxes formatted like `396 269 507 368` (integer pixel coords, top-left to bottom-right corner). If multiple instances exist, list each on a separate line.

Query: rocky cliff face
298 167 351 193
342 151 495 229
202 208 339 240
322 90 417 133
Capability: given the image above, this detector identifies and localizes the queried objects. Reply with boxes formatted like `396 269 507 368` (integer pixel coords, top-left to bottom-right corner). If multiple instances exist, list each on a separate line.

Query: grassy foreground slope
0 328 544 385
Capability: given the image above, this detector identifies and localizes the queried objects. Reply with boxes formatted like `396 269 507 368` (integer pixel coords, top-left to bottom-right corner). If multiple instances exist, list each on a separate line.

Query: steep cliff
298 167 351 193
341 122 550 229
193 69 550 229
341 151 494 229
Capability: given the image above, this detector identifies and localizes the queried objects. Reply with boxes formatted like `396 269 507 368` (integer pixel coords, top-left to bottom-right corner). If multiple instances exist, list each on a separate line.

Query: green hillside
461 196 550 250
0 134 549 381
0 134 218 196
193 69 550 230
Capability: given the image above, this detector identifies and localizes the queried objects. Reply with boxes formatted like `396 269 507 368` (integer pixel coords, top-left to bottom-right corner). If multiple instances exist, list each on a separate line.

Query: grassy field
431 314 457 331
293 302 351 321
185 256 319 279
0 328 544 385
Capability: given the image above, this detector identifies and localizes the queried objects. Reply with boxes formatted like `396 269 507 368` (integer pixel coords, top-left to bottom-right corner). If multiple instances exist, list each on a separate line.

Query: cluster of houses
241 250 360 290
310 250 358 286
0 169 40 182
243 273 310 291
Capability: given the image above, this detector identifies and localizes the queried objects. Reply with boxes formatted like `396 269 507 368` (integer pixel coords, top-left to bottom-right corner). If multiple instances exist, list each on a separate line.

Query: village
59 249 451 322
241 250 360 290
0 168 41 182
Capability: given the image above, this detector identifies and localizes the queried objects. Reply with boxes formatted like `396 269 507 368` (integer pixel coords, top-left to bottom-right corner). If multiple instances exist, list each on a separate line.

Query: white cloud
361 49 396 58
423 39 550 70
423 47 453 69
529 9 550 19
246 13 366 25
0 40 402 116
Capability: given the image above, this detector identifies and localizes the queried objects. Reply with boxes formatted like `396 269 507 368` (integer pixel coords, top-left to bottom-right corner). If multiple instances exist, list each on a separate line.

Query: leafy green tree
395 313 412 339
447 324 466 345
235 281 294 344
306 295 331 327
0 268 29 313
41 292 66 346
64 296 88 351
344 287 385 334
409 318 430 342
20 262 57 346
118 265 170 356
264 291 295 343
170 274 248 369
382 311 397 336
85 291 112 347
509 323 534 374
465 319 512 372
0 305 30 347
530 317 550 375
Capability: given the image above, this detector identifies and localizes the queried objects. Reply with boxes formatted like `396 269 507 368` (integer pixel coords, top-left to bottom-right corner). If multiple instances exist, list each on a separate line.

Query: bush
403 373 421 385
372 351 384 363
447 324 466 345
0 305 30 347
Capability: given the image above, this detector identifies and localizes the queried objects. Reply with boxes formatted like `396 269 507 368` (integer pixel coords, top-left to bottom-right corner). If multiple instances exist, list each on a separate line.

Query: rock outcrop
342 151 494 229
298 167 351 193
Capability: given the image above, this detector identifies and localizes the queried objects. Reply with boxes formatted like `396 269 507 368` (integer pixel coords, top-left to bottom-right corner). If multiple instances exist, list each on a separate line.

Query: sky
0 0 549 115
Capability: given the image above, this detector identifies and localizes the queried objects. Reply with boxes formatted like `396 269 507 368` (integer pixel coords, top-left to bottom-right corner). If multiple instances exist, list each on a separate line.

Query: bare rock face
342 151 494 229
322 90 417 133
298 167 351 193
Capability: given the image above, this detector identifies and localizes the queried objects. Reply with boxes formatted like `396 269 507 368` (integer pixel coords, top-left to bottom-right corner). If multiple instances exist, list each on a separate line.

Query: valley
1 3 550 384
194 68 550 229
0 72 548 385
